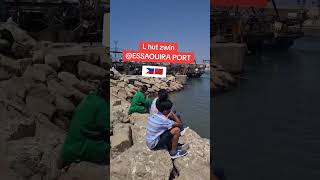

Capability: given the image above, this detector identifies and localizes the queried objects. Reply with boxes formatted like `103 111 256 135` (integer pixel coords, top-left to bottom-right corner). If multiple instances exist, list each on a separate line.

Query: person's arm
169 112 182 128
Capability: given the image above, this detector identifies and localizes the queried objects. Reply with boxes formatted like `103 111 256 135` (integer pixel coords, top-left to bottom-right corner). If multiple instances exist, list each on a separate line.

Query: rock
27 83 55 104
32 49 46 64
140 78 154 85
38 144 62 180
16 58 32 75
167 76 175 81
147 88 155 93
110 79 118 86
45 54 61 71
125 87 134 97
128 113 149 124
85 53 100 65
0 39 11 53
111 124 132 155
112 100 121 106
23 64 56 83
117 81 126 88
58 162 108 180
57 71 80 86
134 80 144 87
131 118 148 145
11 42 32 58
152 86 160 92
34 114 66 148
26 96 56 119
111 106 127 125
0 103 36 141
52 116 69 130
0 158 20 180
117 89 127 100
111 143 173 180
111 87 120 95
73 81 95 94
78 61 108 80
0 54 20 74
0 22 37 48
174 130 210 180
55 96 75 114
0 68 10 80
5 138 43 179
2 77 27 101
111 67 121 80
47 79 73 98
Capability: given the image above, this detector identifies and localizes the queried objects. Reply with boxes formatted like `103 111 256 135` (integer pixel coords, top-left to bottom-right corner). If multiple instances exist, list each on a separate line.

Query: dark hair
156 99 173 113
158 89 168 101
141 85 148 92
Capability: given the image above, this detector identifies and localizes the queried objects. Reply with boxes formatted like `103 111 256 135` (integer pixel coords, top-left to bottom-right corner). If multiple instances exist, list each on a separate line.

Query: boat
302 5 320 37
186 66 205 78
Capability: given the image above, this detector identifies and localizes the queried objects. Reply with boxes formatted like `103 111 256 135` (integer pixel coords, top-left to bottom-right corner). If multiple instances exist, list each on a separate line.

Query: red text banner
122 41 194 64
211 0 269 8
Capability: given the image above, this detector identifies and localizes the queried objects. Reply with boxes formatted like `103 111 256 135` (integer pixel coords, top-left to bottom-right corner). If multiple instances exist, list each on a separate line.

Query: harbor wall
212 43 246 73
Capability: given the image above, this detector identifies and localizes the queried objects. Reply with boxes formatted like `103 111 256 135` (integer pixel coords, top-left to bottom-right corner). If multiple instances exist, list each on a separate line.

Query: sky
110 0 210 63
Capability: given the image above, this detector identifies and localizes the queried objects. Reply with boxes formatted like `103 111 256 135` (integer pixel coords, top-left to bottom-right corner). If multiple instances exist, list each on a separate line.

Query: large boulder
0 103 36 141
45 54 61 71
0 55 20 75
58 162 108 180
26 96 55 119
57 71 80 86
23 64 56 83
47 79 73 98
128 113 149 124
131 118 148 145
34 114 66 149
111 143 173 180
78 61 108 80
55 96 75 114
174 130 210 180
0 68 10 81
27 83 55 104
0 22 37 48
111 124 132 156
38 144 63 180
5 138 43 179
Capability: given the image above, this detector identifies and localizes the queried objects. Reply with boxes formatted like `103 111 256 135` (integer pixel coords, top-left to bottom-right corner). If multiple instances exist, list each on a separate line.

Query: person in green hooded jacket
129 85 153 114
59 79 109 168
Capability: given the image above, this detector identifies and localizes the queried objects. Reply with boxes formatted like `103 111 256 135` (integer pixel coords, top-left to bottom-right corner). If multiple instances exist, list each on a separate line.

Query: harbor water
213 37 320 180
170 72 210 138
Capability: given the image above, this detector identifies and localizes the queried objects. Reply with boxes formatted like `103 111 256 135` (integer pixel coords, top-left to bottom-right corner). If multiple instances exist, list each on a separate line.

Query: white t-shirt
150 97 158 115
150 97 176 115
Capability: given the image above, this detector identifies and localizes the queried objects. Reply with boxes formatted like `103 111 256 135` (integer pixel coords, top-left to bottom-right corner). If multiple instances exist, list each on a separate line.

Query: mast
271 0 280 20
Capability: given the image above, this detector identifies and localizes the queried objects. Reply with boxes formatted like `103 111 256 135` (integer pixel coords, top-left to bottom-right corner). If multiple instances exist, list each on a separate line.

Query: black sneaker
169 150 188 159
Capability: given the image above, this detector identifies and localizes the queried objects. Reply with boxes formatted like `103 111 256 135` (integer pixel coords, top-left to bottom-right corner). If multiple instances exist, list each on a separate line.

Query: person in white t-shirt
150 89 188 136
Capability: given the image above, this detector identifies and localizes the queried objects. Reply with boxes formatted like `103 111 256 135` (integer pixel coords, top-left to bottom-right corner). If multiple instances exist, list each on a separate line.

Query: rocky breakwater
110 68 184 102
211 62 237 95
110 95 210 179
0 22 109 180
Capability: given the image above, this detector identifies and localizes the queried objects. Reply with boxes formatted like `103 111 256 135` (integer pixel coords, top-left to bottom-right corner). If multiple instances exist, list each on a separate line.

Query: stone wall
0 23 109 180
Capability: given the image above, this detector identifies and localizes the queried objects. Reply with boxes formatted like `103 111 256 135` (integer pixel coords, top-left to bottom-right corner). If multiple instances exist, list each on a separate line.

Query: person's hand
167 111 174 118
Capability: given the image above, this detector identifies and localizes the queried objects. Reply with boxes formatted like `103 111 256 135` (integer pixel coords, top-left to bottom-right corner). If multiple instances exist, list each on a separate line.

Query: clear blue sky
110 0 210 63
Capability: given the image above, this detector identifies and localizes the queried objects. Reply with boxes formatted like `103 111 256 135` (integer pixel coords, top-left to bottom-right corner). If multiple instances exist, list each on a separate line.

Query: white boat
302 19 320 37
302 6 320 37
